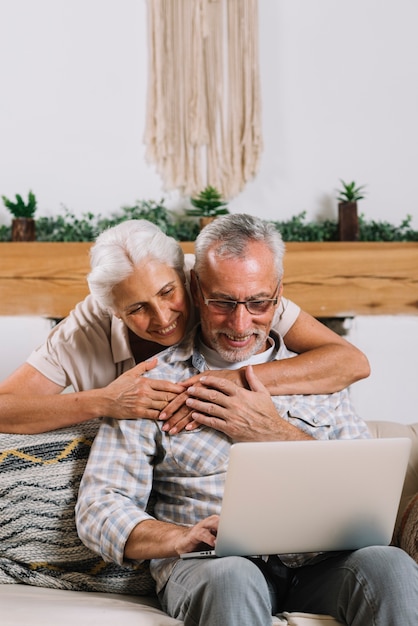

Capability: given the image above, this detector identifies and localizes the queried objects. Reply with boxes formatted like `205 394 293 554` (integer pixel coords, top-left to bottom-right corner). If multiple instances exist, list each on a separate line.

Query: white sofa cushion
0 585 341 626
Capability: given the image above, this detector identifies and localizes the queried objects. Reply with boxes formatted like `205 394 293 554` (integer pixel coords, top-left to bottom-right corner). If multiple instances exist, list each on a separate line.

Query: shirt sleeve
272 297 300 337
26 295 118 391
75 417 158 565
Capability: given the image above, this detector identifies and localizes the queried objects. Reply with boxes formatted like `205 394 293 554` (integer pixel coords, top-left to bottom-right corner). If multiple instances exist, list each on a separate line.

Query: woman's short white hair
88 219 185 310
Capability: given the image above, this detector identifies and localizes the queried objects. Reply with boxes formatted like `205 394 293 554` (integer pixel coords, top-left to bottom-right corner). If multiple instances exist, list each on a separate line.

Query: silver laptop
181 437 411 559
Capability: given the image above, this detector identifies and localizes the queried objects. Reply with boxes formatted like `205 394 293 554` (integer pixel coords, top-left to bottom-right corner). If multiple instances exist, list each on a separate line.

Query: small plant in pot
186 185 229 230
2 190 37 241
336 180 366 241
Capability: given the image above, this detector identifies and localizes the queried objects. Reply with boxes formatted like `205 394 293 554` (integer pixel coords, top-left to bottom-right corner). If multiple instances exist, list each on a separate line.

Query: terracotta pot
338 202 359 241
12 218 36 241
199 216 216 230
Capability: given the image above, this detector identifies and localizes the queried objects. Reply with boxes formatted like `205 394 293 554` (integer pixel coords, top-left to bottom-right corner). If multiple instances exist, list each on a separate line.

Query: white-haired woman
0 219 369 434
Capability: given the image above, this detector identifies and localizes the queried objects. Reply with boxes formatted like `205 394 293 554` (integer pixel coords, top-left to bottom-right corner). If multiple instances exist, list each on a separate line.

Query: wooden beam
0 243 90 318
0 242 417 318
282 242 418 317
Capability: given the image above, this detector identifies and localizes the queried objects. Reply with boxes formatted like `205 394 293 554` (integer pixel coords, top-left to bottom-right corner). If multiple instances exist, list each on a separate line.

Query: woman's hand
160 369 247 434
104 358 185 420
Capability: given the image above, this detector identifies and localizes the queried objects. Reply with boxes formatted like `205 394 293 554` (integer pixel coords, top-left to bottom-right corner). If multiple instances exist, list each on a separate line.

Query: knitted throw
395 493 418 564
0 421 155 594
144 0 263 199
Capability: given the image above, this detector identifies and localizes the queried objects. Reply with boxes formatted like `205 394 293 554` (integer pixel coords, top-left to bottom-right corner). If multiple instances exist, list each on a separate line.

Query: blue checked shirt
76 329 370 592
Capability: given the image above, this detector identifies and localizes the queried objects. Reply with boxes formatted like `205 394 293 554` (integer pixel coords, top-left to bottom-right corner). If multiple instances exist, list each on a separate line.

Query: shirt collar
110 314 133 364
164 326 289 373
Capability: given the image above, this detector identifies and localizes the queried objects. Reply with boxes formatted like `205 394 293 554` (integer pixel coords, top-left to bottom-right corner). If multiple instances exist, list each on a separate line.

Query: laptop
181 437 411 558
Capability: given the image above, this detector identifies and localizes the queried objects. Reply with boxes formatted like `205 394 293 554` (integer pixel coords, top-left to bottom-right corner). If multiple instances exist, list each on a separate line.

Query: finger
186 396 227 422
149 380 185 394
244 365 269 394
143 390 178 406
132 358 158 376
180 372 204 389
198 375 237 396
118 407 162 421
160 391 189 419
190 412 226 432
187 384 230 409
161 404 192 430
163 411 195 434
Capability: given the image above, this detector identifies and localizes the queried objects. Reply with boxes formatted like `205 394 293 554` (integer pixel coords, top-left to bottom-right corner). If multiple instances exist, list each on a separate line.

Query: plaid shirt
76 329 370 592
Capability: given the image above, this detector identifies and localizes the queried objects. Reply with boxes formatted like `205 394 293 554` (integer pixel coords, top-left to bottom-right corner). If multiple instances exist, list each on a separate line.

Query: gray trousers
159 546 418 625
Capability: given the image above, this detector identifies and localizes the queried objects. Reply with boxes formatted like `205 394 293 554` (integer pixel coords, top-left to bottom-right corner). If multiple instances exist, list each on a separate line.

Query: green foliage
2 190 37 218
358 214 418 242
97 200 200 241
1 197 417 242
30 200 200 242
0 224 11 241
270 211 418 242
337 180 366 203
35 208 99 241
186 185 229 217
271 212 338 241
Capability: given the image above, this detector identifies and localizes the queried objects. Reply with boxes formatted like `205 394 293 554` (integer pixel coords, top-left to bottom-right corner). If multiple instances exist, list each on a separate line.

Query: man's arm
265 309 370 394
76 417 221 563
124 516 219 561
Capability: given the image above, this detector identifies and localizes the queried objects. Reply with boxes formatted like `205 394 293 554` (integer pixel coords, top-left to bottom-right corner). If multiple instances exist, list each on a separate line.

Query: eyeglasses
195 275 279 316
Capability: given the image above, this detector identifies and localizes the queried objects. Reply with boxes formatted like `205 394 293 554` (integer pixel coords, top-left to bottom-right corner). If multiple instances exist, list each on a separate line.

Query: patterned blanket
396 493 418 564
0 420 155 594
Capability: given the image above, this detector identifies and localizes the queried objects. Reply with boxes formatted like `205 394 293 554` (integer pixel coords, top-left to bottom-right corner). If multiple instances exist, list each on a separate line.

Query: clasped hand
183 365 284 442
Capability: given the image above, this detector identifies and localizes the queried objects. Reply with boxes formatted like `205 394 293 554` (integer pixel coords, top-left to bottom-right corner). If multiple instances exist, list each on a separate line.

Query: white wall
1 1 417 423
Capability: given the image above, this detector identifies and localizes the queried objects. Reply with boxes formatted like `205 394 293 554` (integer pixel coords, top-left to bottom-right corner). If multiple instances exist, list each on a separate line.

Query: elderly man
76 214 418 626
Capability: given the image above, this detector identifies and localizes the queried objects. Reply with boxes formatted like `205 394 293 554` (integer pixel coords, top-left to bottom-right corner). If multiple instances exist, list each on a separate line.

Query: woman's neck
128 328 166 363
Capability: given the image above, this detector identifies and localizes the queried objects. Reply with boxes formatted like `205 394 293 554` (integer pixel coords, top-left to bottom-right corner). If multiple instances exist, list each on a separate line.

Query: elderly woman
0 220 369 434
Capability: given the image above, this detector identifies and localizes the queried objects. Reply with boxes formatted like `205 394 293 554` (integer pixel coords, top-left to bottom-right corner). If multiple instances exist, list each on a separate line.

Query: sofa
1 419 417 626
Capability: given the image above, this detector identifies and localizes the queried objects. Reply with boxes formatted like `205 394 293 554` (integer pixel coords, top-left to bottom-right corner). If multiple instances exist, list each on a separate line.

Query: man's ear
278 280 283 299
190 270 200 308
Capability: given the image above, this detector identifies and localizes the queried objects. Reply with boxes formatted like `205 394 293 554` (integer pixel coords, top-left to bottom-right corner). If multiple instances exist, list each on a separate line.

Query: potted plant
2 190 37 241
186 185 229 230
336 180 366 241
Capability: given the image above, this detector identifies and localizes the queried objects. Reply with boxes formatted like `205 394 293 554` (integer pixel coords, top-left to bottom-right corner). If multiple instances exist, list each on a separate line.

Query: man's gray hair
194 213 285 280
88 219 185 311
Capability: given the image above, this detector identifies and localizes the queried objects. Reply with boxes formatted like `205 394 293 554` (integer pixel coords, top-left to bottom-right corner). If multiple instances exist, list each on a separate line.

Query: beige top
27 254 300 392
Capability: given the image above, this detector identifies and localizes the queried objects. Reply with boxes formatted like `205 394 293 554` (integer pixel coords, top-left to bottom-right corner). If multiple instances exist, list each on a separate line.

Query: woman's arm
0 360 185 434
160 310 370 433
252 309 370 395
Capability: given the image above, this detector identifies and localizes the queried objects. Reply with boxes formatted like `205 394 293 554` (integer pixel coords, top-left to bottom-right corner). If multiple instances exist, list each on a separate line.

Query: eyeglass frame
194 274 280 316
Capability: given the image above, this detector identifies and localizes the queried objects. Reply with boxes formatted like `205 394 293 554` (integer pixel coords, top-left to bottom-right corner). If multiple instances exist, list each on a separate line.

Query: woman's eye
128 305 145 315
161 287 175 297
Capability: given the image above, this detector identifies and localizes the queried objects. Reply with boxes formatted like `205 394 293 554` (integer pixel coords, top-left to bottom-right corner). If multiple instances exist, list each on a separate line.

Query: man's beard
208 328 268 363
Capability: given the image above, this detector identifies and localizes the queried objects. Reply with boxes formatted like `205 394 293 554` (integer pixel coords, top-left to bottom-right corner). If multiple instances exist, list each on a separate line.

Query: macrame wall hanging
144 0 263 200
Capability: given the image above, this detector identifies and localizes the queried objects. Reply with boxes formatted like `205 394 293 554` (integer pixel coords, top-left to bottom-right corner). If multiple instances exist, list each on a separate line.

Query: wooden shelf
0 242 417 318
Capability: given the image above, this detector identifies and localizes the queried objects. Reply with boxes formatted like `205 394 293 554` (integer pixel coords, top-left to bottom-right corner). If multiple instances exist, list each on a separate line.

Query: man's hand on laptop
174 515 219 556
185 365 312 442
